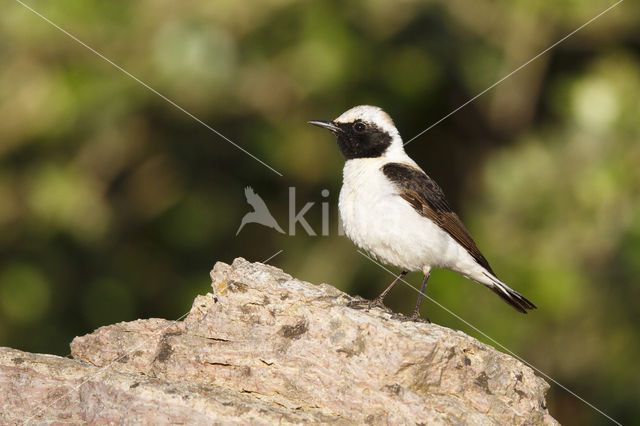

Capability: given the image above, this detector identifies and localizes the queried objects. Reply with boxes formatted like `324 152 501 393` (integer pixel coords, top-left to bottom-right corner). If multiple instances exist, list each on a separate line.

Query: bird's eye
353 122 366 132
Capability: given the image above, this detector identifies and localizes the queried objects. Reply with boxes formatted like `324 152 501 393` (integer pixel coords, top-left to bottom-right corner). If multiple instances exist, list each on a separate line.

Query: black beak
308 120 341 133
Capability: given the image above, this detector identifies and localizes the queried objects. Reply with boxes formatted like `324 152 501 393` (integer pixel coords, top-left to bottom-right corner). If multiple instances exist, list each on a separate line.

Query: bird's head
308 105 405 160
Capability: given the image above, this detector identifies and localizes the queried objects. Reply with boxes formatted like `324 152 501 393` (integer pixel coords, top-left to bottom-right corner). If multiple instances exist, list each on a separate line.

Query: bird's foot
347 296 386 311
406 311 431 323
389 312 405 321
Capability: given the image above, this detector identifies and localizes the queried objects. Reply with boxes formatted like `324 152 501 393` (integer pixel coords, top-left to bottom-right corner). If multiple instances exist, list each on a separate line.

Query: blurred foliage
1 0 639 424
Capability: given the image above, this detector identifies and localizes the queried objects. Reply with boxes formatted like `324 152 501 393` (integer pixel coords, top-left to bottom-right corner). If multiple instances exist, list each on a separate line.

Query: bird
236 186 285 235
308 105 536 320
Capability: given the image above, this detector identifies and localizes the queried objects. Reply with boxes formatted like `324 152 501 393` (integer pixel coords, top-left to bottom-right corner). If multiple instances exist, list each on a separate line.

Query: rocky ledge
0 258 557 425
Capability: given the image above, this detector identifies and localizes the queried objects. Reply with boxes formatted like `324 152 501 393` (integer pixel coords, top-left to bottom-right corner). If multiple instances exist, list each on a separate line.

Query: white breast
339 158 474 274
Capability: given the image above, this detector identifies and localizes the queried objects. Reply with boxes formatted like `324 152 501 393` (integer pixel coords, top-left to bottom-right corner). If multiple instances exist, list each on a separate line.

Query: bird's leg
371 270 408 307
409 272 431 322
348 270 408 309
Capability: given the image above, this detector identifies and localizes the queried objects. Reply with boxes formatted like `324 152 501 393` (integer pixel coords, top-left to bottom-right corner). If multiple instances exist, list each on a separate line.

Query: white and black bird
309 105 535 319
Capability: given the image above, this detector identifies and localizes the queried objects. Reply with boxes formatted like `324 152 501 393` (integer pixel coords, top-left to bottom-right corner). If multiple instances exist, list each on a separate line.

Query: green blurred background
1 0 639 424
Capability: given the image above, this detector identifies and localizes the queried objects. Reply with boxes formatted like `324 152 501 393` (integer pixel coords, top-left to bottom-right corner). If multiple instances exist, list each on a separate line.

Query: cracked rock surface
0 258 558 424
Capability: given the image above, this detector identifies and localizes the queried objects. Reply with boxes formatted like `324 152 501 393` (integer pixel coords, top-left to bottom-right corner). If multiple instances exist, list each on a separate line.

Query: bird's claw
347 297 385 310
406 312 431 323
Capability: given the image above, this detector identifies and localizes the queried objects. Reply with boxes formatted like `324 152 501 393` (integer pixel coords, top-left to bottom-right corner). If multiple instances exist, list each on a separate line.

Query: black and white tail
482 272 537 314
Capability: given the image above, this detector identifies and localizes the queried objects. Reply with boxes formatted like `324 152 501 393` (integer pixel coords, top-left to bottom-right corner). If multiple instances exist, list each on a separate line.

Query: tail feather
482 272 537 313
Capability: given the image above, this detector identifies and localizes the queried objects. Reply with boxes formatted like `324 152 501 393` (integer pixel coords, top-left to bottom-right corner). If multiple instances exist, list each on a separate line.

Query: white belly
339 158 472 273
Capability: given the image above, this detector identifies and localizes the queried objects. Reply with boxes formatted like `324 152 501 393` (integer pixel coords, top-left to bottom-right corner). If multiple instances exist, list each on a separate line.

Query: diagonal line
26 310 192 424
356 250 622 425
404 0 624 146
261 249 284 264
13 0 284 177
12 2 286 422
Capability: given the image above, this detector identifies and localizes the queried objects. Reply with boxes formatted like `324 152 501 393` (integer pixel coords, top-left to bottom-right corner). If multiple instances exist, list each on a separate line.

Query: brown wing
382 162 495 275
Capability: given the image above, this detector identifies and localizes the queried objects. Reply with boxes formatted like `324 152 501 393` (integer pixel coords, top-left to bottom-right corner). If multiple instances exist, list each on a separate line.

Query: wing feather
382 162 495 275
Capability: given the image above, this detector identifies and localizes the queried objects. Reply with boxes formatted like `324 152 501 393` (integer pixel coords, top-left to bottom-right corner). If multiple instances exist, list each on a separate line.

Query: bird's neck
342 144 417 181
381 139 415 165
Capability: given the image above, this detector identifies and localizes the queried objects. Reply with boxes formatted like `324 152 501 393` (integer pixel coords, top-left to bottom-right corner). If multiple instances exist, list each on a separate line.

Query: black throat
334 121 392 159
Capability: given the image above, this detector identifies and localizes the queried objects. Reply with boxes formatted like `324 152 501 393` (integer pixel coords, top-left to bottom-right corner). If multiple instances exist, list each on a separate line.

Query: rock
0 347 338 425
0 258 557 424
